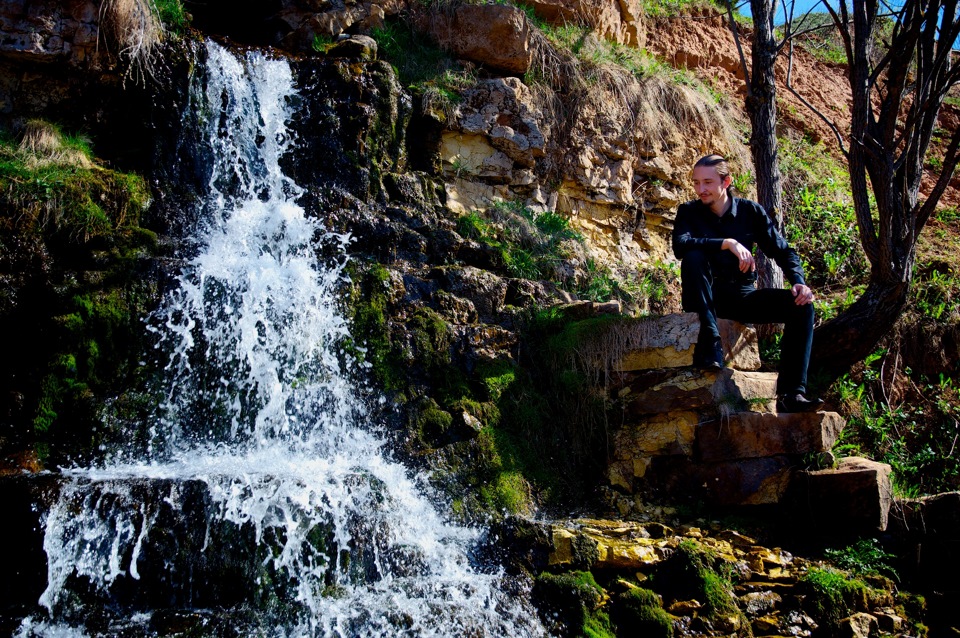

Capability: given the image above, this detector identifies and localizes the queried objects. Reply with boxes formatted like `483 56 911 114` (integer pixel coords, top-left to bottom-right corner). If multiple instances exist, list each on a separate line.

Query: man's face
692 165 731 208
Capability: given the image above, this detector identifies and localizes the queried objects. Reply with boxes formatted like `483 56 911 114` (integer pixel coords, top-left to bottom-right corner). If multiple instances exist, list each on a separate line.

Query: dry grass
18 120 93 169
99 0 164 82
527 28 747 175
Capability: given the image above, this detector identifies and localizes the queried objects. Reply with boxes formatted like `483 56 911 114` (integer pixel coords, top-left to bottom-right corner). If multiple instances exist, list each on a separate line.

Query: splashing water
19 42 546 637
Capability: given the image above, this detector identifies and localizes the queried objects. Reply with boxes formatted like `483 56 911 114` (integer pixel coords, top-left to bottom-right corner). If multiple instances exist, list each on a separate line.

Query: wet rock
438 266 508 323
739 590 782 616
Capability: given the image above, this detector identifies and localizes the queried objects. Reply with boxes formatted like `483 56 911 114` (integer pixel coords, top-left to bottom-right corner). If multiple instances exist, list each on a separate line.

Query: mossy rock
534 571 614 638
655 539 749 635
799 567 869 629
610 588 673 638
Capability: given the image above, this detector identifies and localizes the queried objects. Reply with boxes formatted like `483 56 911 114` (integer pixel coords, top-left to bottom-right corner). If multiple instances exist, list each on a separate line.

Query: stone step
697 411 845 463
612 312 760 372
616 368 778 416
786 457 893 534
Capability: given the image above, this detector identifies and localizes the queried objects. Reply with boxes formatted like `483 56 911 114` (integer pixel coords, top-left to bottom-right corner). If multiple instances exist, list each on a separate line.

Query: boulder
790 457 893 534
326 34 378 61
423 4 533 75
837 612 878 638
697 411 845 462
612 313 760 372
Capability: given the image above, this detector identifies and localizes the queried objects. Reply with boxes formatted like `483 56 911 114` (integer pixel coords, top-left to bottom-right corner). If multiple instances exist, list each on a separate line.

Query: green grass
824 538 899 581
832 353 960 497
0 122 149 243
370 20 475 94
800 567 868 628
152 0 189 33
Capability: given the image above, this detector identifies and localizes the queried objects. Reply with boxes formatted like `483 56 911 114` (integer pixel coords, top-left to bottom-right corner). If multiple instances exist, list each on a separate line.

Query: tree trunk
810 273 912 384
747 0 785 294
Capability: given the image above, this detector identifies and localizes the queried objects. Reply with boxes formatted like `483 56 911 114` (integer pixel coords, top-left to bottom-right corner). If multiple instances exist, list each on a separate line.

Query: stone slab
702 456 795 506
790 457 893 533
618 368 778 416
697 411 845 462
613 313 760 372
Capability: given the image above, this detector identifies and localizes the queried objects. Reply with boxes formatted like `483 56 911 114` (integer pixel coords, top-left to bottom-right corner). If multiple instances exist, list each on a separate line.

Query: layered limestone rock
600 312 894 519
611 312 761 372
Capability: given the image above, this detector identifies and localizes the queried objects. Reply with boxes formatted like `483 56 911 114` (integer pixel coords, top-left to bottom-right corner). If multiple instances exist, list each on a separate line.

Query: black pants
680 249 814 395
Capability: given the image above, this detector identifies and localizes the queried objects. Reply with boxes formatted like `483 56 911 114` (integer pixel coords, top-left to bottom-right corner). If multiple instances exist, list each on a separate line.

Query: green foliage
636 260 680 315
535 571 614 638
657 539 744 628
786 187 867 287
911 261 958 321
311 33 335 53
800 567 868 628
152 0 189 33
456 200 584 284
370 19 475 95
833 352 960 496
537 21 717 98
0 122 149 243
824 538 899 582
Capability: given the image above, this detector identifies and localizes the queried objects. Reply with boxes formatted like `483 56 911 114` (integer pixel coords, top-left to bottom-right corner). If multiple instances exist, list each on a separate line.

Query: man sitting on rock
671 154 822 413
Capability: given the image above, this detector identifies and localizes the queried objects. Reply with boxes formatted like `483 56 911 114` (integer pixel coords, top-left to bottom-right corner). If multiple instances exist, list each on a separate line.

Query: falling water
17 41 546 637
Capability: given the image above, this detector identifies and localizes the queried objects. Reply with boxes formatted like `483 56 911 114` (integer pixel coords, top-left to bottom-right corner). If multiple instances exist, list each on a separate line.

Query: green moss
344 261 405 390
611 588 673 638
657 539 746 631
413 398 454 443
535 571 614 638
800 567 869 628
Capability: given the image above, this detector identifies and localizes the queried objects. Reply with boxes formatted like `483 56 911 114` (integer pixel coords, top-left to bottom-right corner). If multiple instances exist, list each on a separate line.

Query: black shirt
672 196 806 286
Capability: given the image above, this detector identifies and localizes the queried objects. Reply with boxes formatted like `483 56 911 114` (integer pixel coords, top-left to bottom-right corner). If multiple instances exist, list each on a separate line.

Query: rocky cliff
0 1 957 636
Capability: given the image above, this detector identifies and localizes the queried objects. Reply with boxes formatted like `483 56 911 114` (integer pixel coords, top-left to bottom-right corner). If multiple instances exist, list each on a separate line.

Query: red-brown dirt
640 11 960 209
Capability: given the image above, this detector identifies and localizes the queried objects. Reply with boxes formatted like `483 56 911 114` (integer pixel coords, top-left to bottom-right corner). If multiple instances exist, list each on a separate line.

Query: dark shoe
693 338 724 371
776 393 824 413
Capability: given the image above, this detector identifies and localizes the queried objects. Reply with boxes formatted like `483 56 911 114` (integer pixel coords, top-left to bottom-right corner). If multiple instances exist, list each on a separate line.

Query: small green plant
152 0 189 33
370 20 475 94
311 33 334 53
800 567 869 628
824 538 899 581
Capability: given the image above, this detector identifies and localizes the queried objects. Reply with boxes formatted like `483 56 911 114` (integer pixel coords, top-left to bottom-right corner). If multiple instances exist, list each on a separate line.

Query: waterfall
16 41 546 638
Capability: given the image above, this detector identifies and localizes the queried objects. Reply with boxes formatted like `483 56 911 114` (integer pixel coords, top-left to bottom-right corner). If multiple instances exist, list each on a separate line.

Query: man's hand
791 283 815 305
722 239 756 273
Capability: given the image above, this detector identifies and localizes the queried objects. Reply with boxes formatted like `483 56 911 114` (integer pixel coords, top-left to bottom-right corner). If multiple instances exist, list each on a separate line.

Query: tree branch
916 126 960 231
725 0 752 92
785 38 848 154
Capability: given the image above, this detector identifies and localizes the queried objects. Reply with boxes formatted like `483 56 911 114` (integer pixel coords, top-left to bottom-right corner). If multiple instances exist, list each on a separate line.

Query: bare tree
728 0 960 382
807 0 960 380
